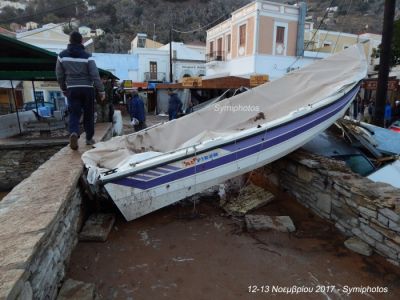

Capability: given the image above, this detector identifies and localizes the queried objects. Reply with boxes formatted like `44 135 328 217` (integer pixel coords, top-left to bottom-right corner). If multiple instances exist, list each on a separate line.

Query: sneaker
86 138 96 146
69 133 78 150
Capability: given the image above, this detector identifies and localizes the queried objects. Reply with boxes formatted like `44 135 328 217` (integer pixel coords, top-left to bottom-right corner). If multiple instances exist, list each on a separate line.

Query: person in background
56 31 104 150
394 100 400 121
96 76 115 123
128 90 146 132
168 89 182 121
367 100 375 124
384 101 392 128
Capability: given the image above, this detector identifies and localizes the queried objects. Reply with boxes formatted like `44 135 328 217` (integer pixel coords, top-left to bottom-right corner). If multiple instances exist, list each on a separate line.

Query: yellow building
304 29 381 68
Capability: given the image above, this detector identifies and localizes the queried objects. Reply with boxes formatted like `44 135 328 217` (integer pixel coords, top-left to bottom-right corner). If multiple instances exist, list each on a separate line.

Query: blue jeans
67 87 95 140
169 111 177 121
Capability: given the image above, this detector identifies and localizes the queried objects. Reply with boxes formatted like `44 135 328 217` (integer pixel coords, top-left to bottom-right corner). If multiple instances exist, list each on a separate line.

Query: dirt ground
67 193 400 300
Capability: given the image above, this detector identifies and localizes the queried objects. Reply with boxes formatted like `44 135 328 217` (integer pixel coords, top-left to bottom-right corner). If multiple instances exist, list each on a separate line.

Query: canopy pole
10 80 22 135
31 80 40 119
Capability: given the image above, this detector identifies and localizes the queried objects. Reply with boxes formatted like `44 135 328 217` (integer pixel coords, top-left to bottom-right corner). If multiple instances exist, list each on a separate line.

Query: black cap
69 31 83 44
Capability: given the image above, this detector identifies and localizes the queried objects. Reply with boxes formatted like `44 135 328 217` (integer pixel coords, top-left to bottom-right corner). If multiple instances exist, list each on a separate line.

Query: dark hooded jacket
56 44 104 92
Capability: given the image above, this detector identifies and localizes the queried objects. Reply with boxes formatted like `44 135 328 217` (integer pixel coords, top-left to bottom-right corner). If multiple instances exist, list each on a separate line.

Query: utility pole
375 0 396 127
169 28 173 83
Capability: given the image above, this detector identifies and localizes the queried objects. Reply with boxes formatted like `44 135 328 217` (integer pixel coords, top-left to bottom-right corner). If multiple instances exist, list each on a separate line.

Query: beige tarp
83 45 367 169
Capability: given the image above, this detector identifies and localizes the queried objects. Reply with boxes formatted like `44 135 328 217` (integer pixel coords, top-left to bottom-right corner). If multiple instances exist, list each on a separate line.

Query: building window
276 26 285 44
138 36 146 48
209 41 214 56
149 61 157 80
227 34 231 53
34 91 44 103
239 24 246 47
217 38 222 54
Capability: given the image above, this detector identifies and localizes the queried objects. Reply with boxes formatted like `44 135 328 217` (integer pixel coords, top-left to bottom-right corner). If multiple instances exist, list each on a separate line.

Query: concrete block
245 215 296 233
316 193 331 214
352 227 376 247
360 223 383 242
57 279 96 300
79 213 115 242
377 213 389 227
389 220 400 232
358 206 377 219
297 166 314 182
379 208 400 223
344 237 372 256
222 184 274 216
376 243 398 260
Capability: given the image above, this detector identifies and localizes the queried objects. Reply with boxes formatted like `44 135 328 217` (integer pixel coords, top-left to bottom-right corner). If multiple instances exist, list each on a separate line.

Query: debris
344 237 373 256
245 215 296 232
221 183 274 216
57 279 96 300
79 213 115 242
172 257 195 262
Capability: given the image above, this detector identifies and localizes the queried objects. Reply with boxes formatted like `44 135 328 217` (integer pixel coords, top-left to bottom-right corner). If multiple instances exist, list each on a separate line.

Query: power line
172 12 231 34
286 0 337 70
332 0 354 53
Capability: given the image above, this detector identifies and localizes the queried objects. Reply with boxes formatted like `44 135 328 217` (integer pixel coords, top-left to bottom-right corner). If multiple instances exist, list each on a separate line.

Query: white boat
83 45 367 221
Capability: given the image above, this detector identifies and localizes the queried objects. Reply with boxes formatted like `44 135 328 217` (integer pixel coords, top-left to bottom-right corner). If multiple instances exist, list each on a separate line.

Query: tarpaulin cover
82 45 367 170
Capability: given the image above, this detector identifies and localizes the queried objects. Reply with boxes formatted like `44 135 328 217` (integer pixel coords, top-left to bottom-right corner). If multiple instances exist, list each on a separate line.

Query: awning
0 80 21 89
156 76 250 90
0 34 118 81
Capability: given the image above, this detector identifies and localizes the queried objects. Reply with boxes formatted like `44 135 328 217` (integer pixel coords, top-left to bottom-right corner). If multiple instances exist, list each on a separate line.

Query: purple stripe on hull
143 170 165 177
130 174 154 181
159 165 180 171
111 86 358 190
153 168 170 174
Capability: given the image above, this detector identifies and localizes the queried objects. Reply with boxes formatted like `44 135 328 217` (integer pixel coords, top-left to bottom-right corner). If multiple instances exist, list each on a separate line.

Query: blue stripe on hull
111 85 359 190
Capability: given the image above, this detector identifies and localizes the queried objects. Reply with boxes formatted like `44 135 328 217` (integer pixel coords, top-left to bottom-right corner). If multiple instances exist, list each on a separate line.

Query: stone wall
0 123 113 300
260 150 400 265
0 142 66 191
0 111 37 139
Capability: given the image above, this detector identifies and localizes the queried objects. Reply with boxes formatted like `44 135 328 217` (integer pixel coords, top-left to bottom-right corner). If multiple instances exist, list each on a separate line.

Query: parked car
302 131 376 176
389 120 400 133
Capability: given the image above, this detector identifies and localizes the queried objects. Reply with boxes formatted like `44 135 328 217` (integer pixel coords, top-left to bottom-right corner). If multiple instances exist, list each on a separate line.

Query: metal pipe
169 28 173 83
375 0 396 127
10 80 22 135
31 80 40 119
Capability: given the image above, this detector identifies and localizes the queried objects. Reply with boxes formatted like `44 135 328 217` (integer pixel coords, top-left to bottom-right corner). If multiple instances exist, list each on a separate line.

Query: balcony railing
206 51 226 63
144 72 166 82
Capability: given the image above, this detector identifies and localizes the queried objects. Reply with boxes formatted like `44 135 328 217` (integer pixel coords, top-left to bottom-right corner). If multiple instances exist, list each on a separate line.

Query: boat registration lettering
182 152 219 167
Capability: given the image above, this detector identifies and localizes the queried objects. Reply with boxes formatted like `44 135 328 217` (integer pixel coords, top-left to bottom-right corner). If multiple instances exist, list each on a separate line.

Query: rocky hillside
1 0 398 52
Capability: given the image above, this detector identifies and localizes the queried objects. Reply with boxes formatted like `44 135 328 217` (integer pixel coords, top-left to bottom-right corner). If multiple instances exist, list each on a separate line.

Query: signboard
182 77 202 88
132 82 148 89
363 79 399 91
250 75 269 87
123 80 133 88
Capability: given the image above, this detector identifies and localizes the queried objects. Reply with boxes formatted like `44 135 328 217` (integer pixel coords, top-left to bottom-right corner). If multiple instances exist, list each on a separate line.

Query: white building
129 34 206 83
16 23 69 54
159 42 206 81
91 53 138 81
205 0 315 80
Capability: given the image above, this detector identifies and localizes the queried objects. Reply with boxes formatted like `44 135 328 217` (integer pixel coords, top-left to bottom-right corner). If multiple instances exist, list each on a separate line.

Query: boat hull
104 85 359 221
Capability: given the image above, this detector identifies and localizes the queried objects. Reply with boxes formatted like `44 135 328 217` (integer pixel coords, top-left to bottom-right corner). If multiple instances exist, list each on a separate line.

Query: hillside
0 0 398 53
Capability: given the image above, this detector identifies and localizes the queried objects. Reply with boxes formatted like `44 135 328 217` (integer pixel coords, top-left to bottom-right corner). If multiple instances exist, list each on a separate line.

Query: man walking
168 89 182 121
56 31 105 150
128 90 146 132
